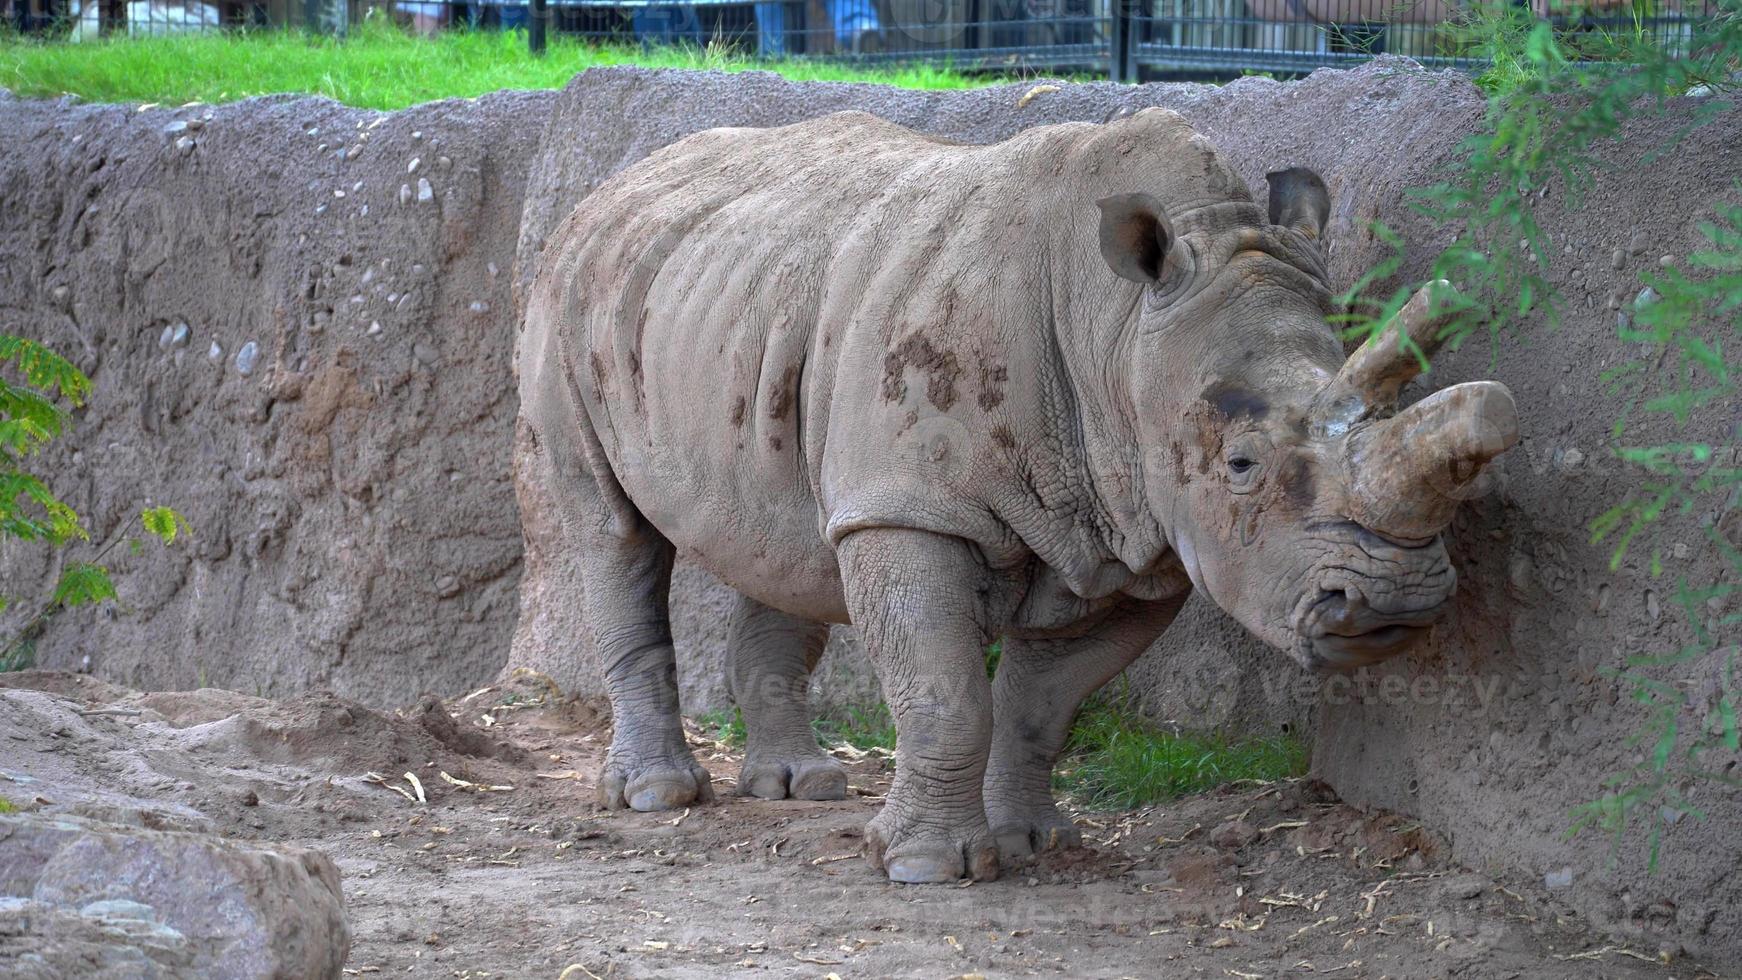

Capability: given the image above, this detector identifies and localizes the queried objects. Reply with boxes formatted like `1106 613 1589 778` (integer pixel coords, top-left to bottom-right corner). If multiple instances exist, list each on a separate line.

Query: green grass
696 703 897 754
0 796 14 814
1059 701 1308 810
701 694 1304 809
0 19 983 110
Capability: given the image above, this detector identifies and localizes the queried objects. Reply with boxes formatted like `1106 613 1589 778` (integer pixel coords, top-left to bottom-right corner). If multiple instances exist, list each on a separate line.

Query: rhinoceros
519 107 1518 884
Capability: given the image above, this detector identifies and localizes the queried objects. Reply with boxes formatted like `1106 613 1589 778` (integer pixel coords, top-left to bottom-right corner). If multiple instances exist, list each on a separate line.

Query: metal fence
2 0 1711 81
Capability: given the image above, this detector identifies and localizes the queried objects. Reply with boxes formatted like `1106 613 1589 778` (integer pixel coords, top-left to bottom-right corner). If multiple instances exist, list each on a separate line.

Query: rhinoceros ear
1096 193 1178 285
1266 167 1330 242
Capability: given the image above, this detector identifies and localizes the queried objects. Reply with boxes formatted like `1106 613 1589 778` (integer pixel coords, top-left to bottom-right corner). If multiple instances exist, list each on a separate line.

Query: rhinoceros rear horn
1325 280 1467 413
1266 167 1330 241
1096 193 1180 286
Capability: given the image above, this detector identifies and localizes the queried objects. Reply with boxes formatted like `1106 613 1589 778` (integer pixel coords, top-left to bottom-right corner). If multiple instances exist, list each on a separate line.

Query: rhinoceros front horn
1345 380 1519 540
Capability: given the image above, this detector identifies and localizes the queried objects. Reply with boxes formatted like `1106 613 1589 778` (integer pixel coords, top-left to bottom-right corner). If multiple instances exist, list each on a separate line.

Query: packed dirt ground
0 669 1712 978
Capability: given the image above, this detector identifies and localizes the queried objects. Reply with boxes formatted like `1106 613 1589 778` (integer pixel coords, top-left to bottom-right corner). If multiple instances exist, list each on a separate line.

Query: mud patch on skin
767 364 800 421
588 351 610 402
1202 380 1270 421
978 361 1009 411
881 335 962 411
730 396 747 427
1280 453 1317 509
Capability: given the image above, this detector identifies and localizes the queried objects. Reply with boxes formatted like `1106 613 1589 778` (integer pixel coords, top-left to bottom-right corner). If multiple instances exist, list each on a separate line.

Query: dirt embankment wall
1311 111 1742 960
2 63 1737 966
0 89 552 702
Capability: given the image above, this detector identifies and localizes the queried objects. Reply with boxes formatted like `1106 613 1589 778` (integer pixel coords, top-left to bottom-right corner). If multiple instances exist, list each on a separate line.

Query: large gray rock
0 811 349 978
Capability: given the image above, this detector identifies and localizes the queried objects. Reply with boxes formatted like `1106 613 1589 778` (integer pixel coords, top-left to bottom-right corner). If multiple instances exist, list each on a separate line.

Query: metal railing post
529 0 548 55
1109 0 1134 81
99 0 124 36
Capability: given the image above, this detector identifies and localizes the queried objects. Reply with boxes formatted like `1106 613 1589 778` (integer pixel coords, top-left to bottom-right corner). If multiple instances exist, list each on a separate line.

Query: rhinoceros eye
1224 442 1263 493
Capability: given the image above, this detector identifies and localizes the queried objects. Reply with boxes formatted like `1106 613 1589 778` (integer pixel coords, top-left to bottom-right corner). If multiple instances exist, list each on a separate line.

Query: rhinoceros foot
598 753 715 812
739 751 848 801
865 806 1000 884
988 805 1083 860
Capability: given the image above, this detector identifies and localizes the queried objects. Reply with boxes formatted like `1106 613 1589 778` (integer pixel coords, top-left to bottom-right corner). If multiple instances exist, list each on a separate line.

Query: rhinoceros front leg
727 595 848 801
838 528 1000 884
985 596 1185 859
581 518 715 812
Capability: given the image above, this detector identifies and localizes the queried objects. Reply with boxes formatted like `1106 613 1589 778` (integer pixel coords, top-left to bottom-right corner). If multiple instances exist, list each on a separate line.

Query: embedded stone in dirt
0 811 349 978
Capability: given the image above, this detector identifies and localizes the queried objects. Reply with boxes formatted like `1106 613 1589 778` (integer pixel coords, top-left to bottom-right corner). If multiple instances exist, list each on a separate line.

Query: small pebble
208 341 223 363
437 155 451 169
1636 286 1659 309
158 325 175 349
174 136 195 155
469 301 489 314
417 178 434 204
412 130 423 141
399 183 412 206
162 120 188 137
1545 867 1575 891
171 322 190 348
234 341 259 376
184 117 204 131
1609 248 1626 271
1659 254 1674 268
408 157 421 174
367 321 382 336
345 144 363 160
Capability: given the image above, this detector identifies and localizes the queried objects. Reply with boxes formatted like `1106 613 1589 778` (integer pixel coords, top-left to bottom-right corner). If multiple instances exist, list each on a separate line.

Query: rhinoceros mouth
1308 623 1433 668
1297 589 1443 670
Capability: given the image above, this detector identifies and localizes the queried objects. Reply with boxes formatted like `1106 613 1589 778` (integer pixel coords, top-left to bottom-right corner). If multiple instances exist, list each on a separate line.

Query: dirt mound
0 674 1698 977
1313 97 1742 966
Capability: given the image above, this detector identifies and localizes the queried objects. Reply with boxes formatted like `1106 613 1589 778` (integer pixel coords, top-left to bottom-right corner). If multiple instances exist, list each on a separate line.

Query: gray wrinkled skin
519 109 1514 883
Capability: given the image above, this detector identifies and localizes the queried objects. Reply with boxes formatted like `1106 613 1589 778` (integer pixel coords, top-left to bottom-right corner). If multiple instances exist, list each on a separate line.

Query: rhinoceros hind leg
985 597 1185 859
839 528 999 884
728 595 847 801
579 506 714 813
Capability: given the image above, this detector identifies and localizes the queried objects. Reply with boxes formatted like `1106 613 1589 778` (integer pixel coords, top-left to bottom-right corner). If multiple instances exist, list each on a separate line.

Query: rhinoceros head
1096 168 1518 670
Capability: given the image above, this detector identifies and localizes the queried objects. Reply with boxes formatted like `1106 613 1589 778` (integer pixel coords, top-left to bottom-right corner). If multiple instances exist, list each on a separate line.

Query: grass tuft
1059 701 1307 810
0 19 983 109
696 703 897 754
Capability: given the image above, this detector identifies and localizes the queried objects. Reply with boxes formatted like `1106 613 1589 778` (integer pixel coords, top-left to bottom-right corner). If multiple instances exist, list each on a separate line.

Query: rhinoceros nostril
1312 588 1366 636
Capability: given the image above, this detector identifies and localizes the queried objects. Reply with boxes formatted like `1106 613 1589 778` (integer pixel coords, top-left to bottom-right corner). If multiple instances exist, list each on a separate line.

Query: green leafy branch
1 333 188 666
